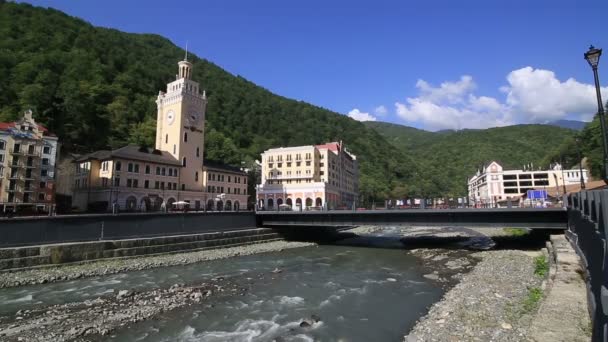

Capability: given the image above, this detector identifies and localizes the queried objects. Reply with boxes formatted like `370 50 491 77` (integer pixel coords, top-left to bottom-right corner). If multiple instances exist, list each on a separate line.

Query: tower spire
184 41 188 61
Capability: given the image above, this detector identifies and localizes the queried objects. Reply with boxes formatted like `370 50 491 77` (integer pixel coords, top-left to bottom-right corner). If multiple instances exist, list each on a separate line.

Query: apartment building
467 161 589 206
72 56 247 211
256 141 358 210
0 110 59 213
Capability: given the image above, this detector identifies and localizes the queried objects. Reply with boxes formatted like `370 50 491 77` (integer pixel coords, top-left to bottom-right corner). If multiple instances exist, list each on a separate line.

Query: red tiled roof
315 142 340 151
0 122 15 130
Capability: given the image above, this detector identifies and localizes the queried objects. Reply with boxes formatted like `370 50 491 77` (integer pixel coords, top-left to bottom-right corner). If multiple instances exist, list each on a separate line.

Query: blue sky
20 0 608 130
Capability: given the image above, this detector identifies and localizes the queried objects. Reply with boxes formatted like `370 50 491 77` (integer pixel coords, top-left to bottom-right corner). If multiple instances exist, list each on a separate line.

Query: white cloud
502 66 608 122
374 105 387 116
394 67 608 131
348 108 377 122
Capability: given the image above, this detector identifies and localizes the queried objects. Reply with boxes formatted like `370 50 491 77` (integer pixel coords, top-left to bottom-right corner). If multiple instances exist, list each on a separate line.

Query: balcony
8 173 23 180
24 173 37 180
5 186 20 192
9 148 24 155
25 161 39 168
268 174 314 180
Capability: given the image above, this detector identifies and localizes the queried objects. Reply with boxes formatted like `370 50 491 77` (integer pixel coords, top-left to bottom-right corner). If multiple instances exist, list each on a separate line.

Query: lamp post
575 137 586 189
584 45 608 183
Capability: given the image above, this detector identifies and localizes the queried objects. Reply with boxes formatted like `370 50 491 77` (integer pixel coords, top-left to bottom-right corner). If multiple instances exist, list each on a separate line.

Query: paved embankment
400 228 591 342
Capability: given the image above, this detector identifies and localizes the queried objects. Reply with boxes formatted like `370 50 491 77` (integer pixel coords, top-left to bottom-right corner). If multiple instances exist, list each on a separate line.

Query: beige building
0 110 60 213
467 160 589 206
72 56 247 212
256 141 358 210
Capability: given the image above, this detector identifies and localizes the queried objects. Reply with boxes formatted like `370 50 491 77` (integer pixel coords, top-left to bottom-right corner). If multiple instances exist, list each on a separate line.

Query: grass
503 228 529 237
522 287 544 313
534 255 549 278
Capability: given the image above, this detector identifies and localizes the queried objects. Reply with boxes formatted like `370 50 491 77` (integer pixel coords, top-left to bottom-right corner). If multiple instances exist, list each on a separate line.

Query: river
0 228 448 341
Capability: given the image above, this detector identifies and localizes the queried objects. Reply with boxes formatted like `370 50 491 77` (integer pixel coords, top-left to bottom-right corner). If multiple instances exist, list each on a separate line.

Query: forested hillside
365 122 578 195
0 2 418 202
1 2 587 200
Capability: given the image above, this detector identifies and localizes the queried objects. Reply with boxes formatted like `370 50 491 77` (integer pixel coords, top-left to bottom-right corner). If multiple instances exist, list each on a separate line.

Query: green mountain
365 122 578 196
0 2 418 203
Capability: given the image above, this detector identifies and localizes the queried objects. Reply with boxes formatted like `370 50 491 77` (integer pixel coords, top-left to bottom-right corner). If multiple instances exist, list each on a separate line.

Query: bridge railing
567 190 608 342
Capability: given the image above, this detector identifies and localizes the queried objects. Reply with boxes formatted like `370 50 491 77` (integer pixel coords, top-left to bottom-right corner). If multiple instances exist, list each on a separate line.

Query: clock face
166 110 175 125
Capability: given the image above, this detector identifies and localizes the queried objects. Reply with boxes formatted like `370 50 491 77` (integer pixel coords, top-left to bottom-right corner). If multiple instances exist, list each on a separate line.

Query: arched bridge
256 208 568 229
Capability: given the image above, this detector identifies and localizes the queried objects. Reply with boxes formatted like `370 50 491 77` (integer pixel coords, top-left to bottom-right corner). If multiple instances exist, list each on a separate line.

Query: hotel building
256 141 358 210
467 161 589 206
0 110 60 213
72 56 248 212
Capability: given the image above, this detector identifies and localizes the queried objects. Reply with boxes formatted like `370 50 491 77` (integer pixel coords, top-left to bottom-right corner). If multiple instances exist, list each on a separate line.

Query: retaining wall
0 212 257 247
0 228 279 270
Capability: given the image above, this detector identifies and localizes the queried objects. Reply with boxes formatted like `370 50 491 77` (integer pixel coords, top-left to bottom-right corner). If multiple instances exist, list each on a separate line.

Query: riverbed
0 228 456 341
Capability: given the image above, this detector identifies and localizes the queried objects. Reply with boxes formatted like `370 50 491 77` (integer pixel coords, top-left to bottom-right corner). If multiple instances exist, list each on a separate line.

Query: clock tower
156 55 207 191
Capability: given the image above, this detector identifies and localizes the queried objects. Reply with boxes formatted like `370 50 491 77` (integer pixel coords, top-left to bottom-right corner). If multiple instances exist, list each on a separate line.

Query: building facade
467 161 589 206
72 56 247 212
0 110 60 213
256 141 358 210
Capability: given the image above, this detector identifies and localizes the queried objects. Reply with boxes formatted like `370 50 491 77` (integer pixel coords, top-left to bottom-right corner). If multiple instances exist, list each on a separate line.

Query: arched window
182 157 187 167
195 172 199 182
196 147 200 157
156 166 160 175
115 161 122 171
184 132 188 142
145 165 150 174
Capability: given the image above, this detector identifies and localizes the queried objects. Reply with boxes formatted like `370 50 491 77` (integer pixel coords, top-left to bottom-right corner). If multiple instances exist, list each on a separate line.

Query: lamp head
584 45 602 68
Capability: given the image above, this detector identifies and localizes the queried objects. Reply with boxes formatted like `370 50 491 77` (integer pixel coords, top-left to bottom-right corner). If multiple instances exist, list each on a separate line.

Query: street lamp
575 137 586 190
584 45 608 183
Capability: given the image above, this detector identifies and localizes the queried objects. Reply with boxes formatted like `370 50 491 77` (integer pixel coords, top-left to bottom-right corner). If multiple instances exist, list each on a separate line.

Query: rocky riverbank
0 240 314 289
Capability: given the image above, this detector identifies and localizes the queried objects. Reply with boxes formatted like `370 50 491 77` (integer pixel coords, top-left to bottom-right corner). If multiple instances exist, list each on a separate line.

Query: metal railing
567 190 608 342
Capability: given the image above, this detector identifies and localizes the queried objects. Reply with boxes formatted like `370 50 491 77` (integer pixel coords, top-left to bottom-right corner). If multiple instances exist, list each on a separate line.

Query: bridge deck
257 208 567 229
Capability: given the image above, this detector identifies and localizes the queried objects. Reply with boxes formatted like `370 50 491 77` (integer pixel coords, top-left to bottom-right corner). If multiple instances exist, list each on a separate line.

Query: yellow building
256 141 358 210
0 110 60 213
72 56 248 212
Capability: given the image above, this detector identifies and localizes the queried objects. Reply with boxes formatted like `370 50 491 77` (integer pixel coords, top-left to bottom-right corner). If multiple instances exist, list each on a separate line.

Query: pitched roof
75 145 181 166
203 160 246 175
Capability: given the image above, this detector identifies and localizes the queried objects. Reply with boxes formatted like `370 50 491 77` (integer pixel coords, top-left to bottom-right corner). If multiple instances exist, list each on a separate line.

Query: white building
256 142 358 210
467 161 589 206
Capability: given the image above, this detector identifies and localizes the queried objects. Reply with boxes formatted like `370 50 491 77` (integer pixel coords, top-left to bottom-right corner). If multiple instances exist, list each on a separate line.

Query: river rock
423 273 440 280
311 314 321 322
299 320 312 328
116 290 133 300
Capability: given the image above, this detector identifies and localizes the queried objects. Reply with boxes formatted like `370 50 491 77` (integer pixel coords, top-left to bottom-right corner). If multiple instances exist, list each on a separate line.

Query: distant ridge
546 120 588 131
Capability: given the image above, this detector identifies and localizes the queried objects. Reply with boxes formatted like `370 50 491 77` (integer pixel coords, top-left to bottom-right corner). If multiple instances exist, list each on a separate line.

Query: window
195 172 199 182
165 134 168 144
41 169 48 177
296 162 301 167
115 161 122 171
114 177 120 187
287 162 291 167
228 176 231 183
43 146 50 154
144 180 149 188
128 163 133 172
320 162 324 167
133 179 138 188
161 182 165 190
162 167 166 176
38 193 45 201
227 188 231 194
145 165 150 174
0 140 5 150
127 179 132 187
155 181 160 189
196 147 200 157
102 178 108 187
168 168 173 177
268 163 273 168
208 173 211 180
0 155 3 163
278 163 282 168
173 145 176 154
306 161 311 166
184 132 188 142
40 181 46 189
156 167 160 175
134 164 140 173
181 184 185 190
182 158 187 167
